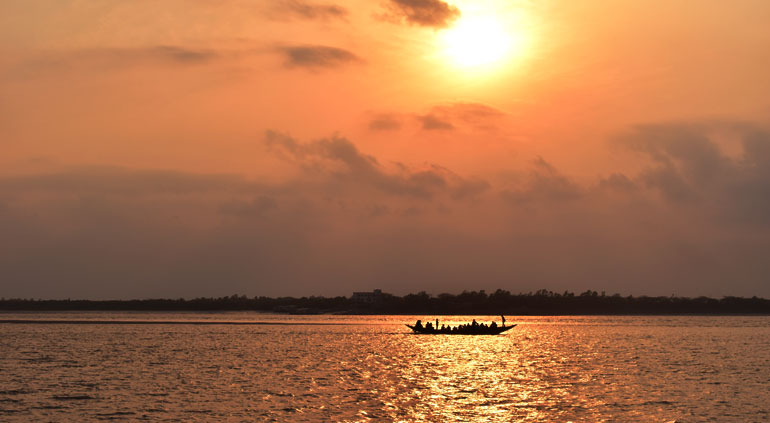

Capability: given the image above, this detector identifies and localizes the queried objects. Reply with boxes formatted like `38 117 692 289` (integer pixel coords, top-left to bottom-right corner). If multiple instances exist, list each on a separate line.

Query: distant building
351 289 383 304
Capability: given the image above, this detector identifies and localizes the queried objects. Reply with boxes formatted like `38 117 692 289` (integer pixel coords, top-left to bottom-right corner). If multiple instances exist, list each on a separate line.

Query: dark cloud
598 173 638 192
621 123 728 186
269 0 348 20
451 177 491 200
615 122 770 223
385 0 460 28
264 131 488 199
142 45 216 64
368 114 402 131
280 45 361 70
418 114 454 131
501 157 583 204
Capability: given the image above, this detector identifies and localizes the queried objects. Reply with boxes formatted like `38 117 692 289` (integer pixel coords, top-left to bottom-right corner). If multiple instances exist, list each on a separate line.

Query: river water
0 313 768 422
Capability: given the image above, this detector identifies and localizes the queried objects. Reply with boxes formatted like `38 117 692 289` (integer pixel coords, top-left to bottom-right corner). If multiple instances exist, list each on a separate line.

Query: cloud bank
2 123 770 299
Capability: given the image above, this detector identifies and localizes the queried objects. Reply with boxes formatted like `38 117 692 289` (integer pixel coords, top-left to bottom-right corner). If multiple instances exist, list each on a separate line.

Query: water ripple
0 314 768 421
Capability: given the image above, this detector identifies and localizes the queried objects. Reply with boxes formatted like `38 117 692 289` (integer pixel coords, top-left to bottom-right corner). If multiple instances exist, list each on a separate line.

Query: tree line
1 289 770 314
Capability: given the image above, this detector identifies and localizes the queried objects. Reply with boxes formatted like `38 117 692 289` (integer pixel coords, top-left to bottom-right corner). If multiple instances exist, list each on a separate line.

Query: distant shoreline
2 290 769 315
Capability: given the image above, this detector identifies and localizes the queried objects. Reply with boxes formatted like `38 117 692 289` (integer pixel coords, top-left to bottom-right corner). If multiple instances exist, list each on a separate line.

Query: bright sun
440 12 521 70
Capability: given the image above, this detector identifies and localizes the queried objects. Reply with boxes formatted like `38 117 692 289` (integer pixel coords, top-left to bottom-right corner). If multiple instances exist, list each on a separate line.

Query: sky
1 0 770 299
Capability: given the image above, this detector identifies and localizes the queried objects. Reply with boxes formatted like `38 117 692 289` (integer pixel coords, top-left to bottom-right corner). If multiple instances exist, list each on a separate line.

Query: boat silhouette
406 316 515 335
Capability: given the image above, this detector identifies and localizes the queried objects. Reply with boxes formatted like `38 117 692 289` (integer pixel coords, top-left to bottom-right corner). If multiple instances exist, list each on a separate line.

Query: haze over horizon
2 0 770 300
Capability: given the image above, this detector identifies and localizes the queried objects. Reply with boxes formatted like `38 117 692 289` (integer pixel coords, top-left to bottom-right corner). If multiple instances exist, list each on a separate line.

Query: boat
406 316 515 335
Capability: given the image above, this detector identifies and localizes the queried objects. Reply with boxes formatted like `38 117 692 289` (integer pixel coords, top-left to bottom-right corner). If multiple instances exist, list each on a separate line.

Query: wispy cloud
418 114 454 131
280 45 361 70
369 102 505 132
268 0 348 21
368 114 402 131
23 46 218 71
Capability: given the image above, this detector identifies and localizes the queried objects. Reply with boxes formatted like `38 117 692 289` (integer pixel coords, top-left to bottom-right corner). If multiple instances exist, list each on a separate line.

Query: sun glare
441 13 519 70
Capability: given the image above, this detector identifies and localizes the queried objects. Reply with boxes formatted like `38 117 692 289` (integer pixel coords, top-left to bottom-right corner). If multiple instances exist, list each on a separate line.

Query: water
1 313 768 422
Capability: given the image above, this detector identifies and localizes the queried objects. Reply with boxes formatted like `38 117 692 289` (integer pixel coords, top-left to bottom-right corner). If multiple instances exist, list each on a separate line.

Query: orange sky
1 0 770 299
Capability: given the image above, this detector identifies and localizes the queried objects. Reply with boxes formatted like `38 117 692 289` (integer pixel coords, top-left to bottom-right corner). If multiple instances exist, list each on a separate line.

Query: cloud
598 173 638 192
0 166 247 196
614 122 770 223
425 102 505 131
280 45 361 70
432 102 506 122
4 122 770 299
384 0 460 28
137 46 216 64
418 114 454 131
268 0 348 20
0 136 495 299
501 157 583 204
371 102 504 132
368 114 402 131
17 46 218 75
451 177 491 200
264 130 488 199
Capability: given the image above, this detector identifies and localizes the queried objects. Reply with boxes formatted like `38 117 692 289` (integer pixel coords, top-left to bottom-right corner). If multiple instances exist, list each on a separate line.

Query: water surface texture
1 314 768 422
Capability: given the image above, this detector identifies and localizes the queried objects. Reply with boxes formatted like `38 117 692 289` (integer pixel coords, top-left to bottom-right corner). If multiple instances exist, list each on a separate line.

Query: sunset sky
2 0 770 299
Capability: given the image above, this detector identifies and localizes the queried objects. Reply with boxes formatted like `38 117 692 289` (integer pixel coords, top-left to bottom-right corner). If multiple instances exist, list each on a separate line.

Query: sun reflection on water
386 321 625 422
1 315 765 421
398 331 539 421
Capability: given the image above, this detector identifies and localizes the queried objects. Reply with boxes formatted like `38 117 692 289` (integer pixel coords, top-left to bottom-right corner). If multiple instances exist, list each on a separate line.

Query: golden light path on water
1 314 769 422
381 322 610 422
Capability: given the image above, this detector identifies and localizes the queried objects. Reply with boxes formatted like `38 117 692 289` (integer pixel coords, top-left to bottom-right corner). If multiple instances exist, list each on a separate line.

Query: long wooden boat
406 323 515 335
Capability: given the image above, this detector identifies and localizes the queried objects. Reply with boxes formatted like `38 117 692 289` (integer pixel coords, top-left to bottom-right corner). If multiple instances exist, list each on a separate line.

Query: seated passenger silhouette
415 320 423 329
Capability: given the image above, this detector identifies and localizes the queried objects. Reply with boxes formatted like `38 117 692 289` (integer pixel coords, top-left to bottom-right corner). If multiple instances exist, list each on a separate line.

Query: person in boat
471 319 478 327
501 315 506 327
415 320 423 330
491 321 497 328
425 322 433 331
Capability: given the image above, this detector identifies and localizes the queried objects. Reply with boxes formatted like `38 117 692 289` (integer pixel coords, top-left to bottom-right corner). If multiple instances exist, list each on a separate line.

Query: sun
439 11 522 70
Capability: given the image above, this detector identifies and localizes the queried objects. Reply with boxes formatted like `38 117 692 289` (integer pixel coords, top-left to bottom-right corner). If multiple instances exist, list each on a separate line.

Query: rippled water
1 313 769 422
